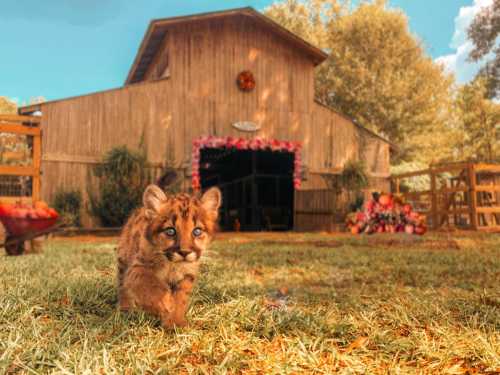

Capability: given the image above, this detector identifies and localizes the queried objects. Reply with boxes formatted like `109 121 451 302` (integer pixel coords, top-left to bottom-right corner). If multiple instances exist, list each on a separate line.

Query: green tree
468 0 500 98
265 0 453 161
454 77 500 162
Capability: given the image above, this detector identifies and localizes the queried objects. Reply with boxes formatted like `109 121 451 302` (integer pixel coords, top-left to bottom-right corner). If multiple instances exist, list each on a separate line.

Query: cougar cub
117 185 221 328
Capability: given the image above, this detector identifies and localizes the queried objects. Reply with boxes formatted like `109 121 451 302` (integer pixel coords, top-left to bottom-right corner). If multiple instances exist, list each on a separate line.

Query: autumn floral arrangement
236 71 256 92
191 136 302 190
346 193 427 235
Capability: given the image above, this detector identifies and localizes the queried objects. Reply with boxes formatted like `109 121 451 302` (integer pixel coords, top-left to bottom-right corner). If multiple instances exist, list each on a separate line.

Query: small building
20 7 393 230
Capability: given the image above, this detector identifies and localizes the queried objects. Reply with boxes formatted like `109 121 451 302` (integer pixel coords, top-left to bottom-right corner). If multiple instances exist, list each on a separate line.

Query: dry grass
0 232 499 374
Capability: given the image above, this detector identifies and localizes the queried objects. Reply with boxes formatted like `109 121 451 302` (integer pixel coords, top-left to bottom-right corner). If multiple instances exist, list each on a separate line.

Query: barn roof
125 7 329 85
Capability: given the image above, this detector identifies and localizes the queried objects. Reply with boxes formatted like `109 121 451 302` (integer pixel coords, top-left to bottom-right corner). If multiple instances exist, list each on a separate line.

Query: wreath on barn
191 136 302 191
236 71 256 92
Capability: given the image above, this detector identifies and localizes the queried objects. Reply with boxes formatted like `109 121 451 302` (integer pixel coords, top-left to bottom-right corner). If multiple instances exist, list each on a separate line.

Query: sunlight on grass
0 233 498 373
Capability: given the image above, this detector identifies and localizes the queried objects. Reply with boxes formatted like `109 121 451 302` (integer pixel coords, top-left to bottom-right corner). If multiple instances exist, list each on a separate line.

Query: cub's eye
164 227 176 237
192 227 203 237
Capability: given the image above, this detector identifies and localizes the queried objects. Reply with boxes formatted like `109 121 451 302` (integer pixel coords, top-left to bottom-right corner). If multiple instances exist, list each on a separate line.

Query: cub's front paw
161 316 188 329
174 317 188 327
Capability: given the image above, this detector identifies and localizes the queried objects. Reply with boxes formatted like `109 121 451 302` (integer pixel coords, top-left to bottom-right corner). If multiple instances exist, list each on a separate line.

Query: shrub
321 160 368 214
53 190 82 227
90 146 149 227
340 160 368 212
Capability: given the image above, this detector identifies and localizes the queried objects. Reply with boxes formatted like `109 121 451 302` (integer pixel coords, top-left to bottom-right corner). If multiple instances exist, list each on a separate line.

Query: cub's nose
178 249 192 258
178 249 197 262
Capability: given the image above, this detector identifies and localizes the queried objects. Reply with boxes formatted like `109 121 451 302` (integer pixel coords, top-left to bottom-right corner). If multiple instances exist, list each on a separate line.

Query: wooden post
395 178 400 194
430 170 438 229
32 131 41 202
468 164 478 230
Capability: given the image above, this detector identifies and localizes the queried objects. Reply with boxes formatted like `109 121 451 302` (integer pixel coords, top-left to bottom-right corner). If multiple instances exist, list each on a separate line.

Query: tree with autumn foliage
468 0 500 99
454 78 500 162
265 0 454 162
0 96 17 114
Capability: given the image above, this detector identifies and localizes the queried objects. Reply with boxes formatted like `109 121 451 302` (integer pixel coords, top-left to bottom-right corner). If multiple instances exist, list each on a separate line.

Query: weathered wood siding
142 16 315 113
294 190 347 232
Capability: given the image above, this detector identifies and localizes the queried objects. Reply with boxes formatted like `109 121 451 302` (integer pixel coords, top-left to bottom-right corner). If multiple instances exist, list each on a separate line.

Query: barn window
154 50 169 80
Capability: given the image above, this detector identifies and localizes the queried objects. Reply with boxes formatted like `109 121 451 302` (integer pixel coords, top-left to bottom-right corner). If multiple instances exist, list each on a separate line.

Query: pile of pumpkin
0 201 58 220
346 193 427 235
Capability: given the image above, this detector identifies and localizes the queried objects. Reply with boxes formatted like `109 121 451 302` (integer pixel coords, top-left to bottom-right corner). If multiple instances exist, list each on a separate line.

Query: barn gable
126 7 328 85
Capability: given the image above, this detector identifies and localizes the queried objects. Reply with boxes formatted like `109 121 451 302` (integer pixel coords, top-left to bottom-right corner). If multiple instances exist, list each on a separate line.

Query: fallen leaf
344 336 369 353
278 286 289 297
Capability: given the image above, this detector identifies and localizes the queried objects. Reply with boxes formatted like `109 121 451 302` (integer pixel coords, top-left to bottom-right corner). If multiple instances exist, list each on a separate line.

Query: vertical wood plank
430 170 438 229
32 131 42 202
468 164 478 230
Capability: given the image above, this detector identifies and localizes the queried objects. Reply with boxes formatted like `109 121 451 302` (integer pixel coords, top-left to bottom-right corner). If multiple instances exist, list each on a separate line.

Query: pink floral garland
191 136 302 190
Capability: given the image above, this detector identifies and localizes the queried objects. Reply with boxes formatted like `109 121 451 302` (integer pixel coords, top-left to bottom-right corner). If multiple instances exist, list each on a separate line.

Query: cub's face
143 185 221 263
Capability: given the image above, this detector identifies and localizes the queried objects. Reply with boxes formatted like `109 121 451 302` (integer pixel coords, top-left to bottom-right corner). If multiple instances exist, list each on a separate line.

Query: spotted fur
117 185 221 328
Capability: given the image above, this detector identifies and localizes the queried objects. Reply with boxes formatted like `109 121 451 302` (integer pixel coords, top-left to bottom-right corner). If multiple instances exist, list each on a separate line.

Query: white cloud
435 0 493 84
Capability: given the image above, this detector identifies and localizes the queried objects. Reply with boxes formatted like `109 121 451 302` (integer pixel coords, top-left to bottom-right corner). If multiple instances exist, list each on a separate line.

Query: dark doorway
200 148 294 231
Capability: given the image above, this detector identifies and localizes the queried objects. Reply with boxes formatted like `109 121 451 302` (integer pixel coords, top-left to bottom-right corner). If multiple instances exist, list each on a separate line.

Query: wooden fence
0 114 42 204
391 162 500 232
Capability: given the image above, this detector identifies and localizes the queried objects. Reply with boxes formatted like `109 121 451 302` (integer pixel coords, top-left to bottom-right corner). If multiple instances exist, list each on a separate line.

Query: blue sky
0 0 489 104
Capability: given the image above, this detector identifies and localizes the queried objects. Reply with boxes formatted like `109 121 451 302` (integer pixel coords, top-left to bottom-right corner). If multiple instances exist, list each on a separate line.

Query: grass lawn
0 232 499 374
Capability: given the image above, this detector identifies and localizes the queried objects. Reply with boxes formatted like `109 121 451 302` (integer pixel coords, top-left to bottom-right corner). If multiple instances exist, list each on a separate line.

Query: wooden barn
18 7 392 230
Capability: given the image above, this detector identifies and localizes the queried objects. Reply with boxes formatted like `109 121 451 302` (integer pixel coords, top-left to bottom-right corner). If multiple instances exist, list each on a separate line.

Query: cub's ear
201 187 222 215
143 185 167 219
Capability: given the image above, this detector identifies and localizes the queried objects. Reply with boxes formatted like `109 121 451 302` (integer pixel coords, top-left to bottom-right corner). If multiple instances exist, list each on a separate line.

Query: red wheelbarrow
0 211 62 256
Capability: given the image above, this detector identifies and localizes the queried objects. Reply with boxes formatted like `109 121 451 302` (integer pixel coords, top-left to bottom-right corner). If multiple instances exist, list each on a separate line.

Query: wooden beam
0 114 41 124
294 210 336 215
438 186 469 193
0 196 32 204
42 153 165 168
310 167 342 175
0 165 38 177
42 153 101 164
435 208 470 215
468 164 478 230
32 134 41 202
431 163 470 174
430 171 438 229
476 185 500 192
368 172 391 178
474 163 500 173
0 123 41 136
391 163 472 180
476 207 500 214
